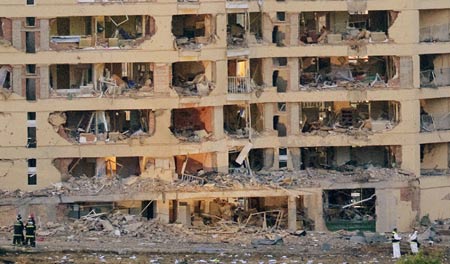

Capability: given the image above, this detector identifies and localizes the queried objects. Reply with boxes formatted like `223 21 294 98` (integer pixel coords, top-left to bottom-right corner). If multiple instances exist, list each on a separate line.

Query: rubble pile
0 167 414 199
38 212 189 243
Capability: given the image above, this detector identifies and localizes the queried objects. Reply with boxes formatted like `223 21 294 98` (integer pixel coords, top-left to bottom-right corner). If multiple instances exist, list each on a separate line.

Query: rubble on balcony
300 101 399 137
227 13 248 49
49 63 154 98
0 166 413 200
299 11 390 45
172 62 215 96
172 14 213 50
171 107 213 142
49 16 155 50
420 54 450 88
299 56 397 91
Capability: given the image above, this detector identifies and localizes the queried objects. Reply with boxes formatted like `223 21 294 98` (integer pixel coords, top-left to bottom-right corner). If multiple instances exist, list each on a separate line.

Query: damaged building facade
0 0 449 234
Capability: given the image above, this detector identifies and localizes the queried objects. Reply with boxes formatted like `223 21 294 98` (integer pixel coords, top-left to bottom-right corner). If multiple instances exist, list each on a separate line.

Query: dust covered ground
1 230 448 264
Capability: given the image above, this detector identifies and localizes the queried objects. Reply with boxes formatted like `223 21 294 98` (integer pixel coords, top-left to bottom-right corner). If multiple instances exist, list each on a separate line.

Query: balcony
49 16 155 50
299 56 401 91
228 76 251 94
299 11 390 46
49 63 154 99
300 101 400 135
420 54 450 88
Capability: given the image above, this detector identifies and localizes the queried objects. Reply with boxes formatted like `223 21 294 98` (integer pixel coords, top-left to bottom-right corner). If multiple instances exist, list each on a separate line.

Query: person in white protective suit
409 228 419 254
392 228 402 258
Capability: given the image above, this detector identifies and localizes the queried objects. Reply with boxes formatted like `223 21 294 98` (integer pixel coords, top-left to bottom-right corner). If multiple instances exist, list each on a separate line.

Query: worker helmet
17 214 22 220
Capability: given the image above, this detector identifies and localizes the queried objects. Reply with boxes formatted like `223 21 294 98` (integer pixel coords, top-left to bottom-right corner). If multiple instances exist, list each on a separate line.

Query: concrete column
153 63 171 94
289 148 301 170
263 148 274 169
304 190 326 231
151 16 175 49
39 65 49 99
273 148 280 170
289 13 299 47
12 19 22 50
213 106 224 139
264 103 274 131
262 13 273 43
288 196 297 231
210 60 227 96
401 99 420 134
401 144 420 177
12 66 22 96
399 56 413 89
215 14 227 48
156 200 170 224
216 151 228 174
376 188 399 232
39 19 50 51
289 103 300 135
412 55 421 89
288 58 299 91
149 109 177 144
262 58 273 87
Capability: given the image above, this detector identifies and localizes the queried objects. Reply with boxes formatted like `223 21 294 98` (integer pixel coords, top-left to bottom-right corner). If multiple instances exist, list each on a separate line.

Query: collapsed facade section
49 110 155 144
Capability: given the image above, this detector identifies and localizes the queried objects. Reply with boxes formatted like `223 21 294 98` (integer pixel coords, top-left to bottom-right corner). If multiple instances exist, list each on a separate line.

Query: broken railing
420 23 450 42
228 76 251 93
420 68 450 88
241 210 284 231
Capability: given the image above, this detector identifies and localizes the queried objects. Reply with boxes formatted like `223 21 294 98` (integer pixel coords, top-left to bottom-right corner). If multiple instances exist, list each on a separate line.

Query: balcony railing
420 68 450 88
228 76 251 94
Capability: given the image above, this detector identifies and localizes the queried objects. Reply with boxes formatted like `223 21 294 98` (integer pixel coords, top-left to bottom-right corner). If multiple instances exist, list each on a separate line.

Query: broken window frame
323 188 376 232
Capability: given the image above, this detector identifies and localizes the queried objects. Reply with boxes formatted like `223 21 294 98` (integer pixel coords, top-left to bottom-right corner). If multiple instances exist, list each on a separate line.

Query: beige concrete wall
421 143 448 170
388 10 419 44
376 188 417 232
420 176 450 220
420 9 450 28
0 112 27 147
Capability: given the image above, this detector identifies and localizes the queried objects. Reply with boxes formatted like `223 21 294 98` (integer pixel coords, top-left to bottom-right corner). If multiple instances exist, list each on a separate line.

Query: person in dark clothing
24 217 36 247
13 215 24 246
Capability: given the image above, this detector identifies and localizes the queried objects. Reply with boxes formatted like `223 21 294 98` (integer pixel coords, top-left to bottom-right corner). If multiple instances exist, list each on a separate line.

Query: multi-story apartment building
0 0 449 232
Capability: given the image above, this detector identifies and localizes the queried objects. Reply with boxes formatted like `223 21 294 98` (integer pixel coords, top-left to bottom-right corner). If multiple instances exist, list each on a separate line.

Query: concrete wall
420 176 450 220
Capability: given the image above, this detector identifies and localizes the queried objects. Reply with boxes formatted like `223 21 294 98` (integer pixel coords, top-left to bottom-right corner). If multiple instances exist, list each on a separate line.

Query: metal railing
420 68 450 88
228 76 251 94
